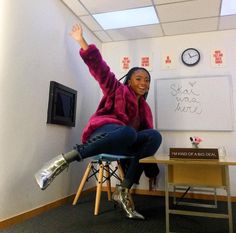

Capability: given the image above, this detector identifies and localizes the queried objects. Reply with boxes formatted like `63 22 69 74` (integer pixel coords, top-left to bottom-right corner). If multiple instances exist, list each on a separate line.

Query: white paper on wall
161 53 176 69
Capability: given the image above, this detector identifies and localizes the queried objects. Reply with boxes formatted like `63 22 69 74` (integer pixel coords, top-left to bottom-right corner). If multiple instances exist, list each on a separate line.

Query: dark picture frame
47 81 77 127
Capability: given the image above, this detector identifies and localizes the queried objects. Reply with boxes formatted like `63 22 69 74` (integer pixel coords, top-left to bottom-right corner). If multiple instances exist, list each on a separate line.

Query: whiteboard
155 75 234 131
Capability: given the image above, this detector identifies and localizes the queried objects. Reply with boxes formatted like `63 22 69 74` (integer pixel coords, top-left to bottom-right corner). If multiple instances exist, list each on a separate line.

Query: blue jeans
77 124 162 188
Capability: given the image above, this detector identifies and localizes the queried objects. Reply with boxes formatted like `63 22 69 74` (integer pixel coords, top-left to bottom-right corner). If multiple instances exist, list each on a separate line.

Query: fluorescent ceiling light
93 6 159 30
221 0 236 16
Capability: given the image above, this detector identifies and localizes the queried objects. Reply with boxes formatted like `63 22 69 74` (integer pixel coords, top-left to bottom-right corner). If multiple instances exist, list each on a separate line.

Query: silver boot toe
129 210 145 220
112 185 145 220
35 154 68 190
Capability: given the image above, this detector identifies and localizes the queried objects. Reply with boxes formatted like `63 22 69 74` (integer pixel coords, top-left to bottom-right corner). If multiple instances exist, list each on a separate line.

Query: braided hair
119 67 151 99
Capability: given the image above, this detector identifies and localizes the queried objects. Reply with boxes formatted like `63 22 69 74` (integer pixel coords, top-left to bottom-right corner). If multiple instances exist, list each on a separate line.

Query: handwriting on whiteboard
170 81 202 114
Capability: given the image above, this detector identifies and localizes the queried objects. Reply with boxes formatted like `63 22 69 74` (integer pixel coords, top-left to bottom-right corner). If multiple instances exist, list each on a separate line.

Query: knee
121 126 137 145
150 130 162 148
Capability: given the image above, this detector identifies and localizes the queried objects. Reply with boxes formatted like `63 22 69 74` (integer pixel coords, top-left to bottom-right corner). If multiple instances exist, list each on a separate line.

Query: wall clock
181 48 200 66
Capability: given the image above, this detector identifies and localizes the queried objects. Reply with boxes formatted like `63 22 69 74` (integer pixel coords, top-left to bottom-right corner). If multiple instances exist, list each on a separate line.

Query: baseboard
130 188 236 202
1 186 235 229
0 187 95 229
105 186 236 202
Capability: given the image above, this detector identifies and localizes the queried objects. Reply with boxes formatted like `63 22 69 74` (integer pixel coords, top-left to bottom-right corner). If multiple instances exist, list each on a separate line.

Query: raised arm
70 24 121 95
70 24 88 51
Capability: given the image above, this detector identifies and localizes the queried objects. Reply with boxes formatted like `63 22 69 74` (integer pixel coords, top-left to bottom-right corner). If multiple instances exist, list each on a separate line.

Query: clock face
181 48 200 66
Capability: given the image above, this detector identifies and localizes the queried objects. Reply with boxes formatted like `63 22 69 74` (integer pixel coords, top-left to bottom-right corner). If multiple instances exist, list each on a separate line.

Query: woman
35 24 162 220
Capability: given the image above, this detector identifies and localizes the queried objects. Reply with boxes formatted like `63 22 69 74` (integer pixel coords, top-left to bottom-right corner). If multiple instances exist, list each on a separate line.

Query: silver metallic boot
35 154 68 190
112 185 145 220
35 149 81 190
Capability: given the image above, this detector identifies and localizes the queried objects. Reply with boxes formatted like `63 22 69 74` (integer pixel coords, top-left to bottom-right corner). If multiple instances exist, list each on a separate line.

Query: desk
140 155 236 233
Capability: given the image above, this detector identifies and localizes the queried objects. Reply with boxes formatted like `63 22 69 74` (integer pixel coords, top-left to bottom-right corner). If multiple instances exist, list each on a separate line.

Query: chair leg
117 161 125 181
73 162 93 205
94 163 104 215
105 162 112 201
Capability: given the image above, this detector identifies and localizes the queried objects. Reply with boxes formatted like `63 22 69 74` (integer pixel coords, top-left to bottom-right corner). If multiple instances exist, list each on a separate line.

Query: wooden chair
72 153 134 215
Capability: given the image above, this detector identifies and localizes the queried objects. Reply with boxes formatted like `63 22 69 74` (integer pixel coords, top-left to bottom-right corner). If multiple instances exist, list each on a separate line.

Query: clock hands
188 53 198 58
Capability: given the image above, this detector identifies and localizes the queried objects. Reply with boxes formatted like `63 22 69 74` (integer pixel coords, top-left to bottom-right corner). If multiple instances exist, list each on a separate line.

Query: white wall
0 0 101 221
102 30 236 194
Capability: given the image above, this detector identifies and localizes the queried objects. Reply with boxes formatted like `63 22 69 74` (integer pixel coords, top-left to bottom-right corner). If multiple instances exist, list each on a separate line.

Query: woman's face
128 69 150 99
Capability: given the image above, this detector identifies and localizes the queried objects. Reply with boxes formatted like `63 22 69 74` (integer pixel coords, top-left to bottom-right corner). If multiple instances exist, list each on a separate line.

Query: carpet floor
1 193 235 233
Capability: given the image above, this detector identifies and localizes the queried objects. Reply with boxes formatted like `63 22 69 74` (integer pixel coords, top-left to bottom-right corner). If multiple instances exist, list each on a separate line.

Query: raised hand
70 24 88 50
70 24 83 42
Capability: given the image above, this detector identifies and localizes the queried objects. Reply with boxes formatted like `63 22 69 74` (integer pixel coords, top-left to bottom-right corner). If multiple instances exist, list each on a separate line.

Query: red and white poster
120 56 131 71
139 54 152 71
161 53 176 69
211 49 226 67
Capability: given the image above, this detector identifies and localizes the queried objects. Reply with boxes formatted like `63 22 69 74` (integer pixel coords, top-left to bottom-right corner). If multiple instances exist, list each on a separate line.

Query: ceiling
61 0 236 43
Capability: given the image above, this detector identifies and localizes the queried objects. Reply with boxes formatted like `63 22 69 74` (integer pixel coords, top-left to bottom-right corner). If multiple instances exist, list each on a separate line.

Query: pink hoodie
80 44 153 143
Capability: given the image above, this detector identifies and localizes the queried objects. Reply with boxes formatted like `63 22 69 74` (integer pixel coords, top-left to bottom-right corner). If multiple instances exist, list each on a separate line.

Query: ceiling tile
162 17 219 36
107 24 163 41
62 0 88 16
219 15 236 30
156 0 221 22
154 0 194 4
79 0 152 14
79 15 103 31
93 31 113 43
